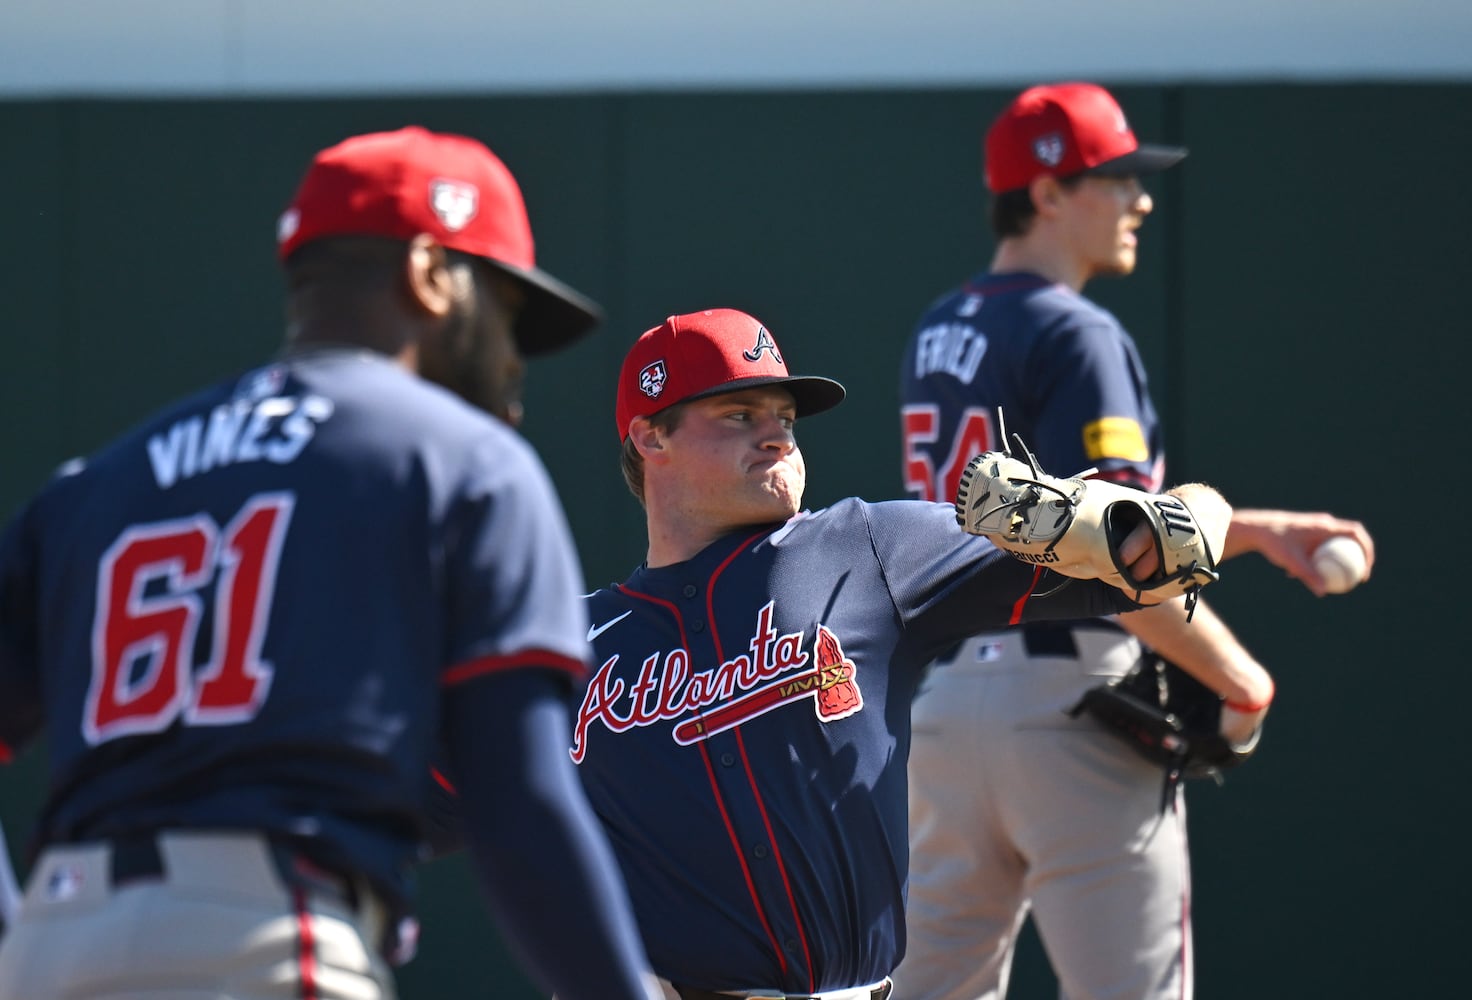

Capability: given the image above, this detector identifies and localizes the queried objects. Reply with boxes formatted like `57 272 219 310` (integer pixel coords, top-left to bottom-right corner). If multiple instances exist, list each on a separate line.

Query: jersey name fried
913 322 988 383
147 394 335 489
570 601 810 762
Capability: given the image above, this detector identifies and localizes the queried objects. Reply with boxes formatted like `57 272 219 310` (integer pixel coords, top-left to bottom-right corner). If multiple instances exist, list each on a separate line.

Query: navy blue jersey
899 271 1164 504
0 348 590 909
571 499 1137 993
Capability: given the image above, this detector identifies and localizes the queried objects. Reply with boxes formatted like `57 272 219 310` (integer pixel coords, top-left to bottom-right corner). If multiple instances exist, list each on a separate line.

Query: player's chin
755 470 804 516
1101 248 1137 276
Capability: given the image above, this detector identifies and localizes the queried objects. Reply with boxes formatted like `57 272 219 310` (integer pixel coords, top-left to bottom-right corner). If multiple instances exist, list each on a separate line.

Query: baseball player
0 127 659 1000
565 306 1343 1000
891 84 1375 1000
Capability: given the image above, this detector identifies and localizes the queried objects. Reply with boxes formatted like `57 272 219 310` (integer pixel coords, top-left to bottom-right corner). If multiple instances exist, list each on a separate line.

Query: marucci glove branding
954 434 1220 616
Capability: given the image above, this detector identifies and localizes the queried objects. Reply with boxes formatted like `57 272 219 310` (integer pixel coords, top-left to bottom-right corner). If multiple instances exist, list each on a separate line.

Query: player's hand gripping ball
954 437 1221 612
1311 536 1369 594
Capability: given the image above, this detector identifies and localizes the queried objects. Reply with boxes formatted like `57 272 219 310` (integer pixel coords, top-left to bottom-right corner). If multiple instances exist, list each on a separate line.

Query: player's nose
756 414 796 451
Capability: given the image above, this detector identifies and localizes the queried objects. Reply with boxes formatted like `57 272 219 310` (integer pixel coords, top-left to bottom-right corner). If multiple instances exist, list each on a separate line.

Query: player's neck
642 504 779 569
991 237 1090 292
643 514 726 568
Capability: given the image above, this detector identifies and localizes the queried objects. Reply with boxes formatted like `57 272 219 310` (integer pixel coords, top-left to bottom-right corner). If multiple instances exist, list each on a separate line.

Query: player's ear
404 234 455 319
627 416 669 463
1029 175 1066 218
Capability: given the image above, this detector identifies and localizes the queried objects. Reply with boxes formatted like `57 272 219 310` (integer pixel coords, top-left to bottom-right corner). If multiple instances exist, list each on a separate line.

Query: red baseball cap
614 309 846 441
276 126 602 356
984 83 1187 194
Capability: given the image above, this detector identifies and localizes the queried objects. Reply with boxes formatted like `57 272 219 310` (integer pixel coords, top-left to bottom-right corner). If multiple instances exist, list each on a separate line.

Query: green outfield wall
0 83 1460 998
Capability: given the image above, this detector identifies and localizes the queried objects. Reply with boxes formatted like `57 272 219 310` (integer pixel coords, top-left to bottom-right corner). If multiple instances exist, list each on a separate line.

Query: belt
1021 619 1124 658
108 832 362 911
672 981 892 1000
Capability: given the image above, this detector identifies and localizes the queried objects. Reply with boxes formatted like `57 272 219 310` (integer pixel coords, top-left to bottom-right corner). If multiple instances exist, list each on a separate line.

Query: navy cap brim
683 374 847 418
484 259 604 357
1084 143 1189 178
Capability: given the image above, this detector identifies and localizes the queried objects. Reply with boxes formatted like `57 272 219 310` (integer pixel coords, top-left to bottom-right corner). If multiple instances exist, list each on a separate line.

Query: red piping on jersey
1084 462 1163 494
733 727 816 990
294 885 319 1000
1089 467 1147 487
962 274 1056 296
1008 567 1046 626
0 741 11 765
696 736 789 978
707 530 817 991
430 766 457 795
442 649 586 687
614 579 793 969
614 586 690 650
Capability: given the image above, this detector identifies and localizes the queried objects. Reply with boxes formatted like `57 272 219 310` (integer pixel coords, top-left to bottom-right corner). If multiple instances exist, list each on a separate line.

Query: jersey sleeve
861 499 1140 652
439 432 591 687
1026 313 1157 487
0 500 45 760
442 668 657 999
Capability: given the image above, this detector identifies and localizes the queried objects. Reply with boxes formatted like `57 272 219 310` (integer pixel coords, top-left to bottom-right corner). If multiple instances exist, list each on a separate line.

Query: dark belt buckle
108 835 166 886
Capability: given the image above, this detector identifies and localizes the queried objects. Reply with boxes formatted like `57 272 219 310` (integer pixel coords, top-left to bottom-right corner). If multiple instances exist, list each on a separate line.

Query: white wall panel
2 0 1470 96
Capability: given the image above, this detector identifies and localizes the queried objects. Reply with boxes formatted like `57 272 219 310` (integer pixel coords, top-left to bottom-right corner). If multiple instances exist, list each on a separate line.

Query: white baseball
1311 536 1368 594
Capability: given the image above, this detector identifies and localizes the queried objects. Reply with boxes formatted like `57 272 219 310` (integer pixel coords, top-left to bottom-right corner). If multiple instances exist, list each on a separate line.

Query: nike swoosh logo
587 610 633 642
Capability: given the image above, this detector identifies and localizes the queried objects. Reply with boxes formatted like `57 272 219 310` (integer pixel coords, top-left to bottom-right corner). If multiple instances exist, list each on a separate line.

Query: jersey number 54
901 406 995 504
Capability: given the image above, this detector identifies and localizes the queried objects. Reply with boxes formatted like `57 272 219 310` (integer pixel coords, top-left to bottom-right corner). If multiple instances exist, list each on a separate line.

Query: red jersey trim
0 742 12 765
1009 567 1046 626
294 885 319 1000
707 530 818 990
698 737 789 978
442 650 586 687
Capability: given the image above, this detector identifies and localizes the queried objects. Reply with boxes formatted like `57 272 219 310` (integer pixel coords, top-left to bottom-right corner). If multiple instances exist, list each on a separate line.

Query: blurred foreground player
0 127 659 1000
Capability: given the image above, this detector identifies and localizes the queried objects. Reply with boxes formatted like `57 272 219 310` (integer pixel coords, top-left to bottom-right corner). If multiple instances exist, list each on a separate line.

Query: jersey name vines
570 601 864 762
147 393 335 490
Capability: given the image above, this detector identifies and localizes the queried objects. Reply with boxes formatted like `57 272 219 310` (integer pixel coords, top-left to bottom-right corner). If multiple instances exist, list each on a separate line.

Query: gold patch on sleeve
1082 417 1149 462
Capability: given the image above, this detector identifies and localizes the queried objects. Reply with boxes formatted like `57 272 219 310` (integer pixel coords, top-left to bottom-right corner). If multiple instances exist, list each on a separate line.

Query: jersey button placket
682 584 705 632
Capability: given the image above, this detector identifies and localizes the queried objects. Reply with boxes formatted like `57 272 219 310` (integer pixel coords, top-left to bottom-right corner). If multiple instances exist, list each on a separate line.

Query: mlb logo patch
45 864 85 902
639 360 668 399
429 179 479 232
1033 133 1065 167
239 363 288 402
974 641 1005 663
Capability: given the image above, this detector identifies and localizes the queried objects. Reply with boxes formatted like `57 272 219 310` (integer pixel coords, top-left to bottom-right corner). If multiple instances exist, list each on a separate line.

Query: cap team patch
1082 416 1149 462
742 326 783 364
429 178 478 231
639 360 668 399
1033 133 1065 167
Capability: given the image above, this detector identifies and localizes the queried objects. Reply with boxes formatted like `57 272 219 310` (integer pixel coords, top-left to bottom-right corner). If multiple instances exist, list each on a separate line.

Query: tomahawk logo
742 326 783 364
429 179 478 232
